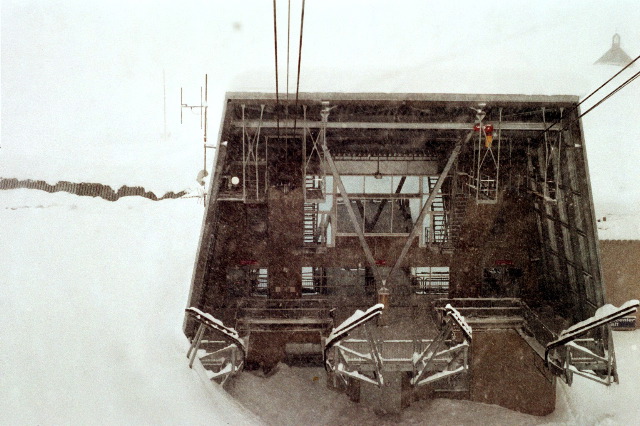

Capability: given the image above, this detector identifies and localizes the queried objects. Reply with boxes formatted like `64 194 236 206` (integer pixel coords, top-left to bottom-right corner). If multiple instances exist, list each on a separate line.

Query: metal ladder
303 202 318 246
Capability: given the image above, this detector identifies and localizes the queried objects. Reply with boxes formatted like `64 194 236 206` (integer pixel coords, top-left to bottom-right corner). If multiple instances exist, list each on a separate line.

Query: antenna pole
181 74 214 203
204 74 208 172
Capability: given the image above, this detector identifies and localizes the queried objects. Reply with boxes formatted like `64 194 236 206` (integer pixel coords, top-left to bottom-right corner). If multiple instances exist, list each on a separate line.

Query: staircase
305 175 325 202
303 202 319 247
426 176 452 248
432 213 449 243
450 192 469 247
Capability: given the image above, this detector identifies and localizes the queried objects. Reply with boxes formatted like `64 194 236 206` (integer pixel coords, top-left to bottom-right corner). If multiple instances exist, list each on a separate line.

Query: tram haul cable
535 54 640 138
292 0 306 138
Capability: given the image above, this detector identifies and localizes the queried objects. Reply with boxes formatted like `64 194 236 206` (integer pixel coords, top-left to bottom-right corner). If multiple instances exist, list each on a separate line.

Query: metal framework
545 300 639 386
527 118 604 319
320 102 384 284
324 304 471 390
241 104 268 202
232 119 560 132
302 105 327 203
458 107 502 203
384 132 472 286
185 307 246 386
183 91 621 415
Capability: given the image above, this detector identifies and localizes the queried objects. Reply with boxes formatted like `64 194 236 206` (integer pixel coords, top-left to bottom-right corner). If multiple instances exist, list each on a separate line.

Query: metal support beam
241 104 266 202
364 323 385 386
384 131 473 286
569 118 605 311
319 103 383 284
188 323 206 368
232 120 558 132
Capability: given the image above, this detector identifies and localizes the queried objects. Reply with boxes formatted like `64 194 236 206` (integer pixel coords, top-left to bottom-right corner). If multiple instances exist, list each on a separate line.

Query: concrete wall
470 329 556 416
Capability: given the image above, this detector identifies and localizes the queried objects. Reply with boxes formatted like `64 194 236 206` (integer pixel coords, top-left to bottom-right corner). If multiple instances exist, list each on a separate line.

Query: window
412 267 450 294
337 198 414 234
301 266 317 295
335 175 433 237
300 267 375 297
249 268 268 297
305 174 450 246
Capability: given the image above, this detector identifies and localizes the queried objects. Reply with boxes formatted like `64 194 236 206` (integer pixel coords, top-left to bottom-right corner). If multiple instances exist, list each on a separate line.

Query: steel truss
241 104 268 202
185 307 246 386
411 304 472 387
323 304 472 391
545 300 639 386
302 105 327 203
465 107 502 203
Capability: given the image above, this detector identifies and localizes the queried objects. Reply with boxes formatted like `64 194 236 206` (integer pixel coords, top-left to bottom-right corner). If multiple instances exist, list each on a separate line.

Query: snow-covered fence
0 178 187 201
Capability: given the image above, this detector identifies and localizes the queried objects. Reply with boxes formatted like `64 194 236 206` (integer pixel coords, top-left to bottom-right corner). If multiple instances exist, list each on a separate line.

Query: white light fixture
231 176 240 185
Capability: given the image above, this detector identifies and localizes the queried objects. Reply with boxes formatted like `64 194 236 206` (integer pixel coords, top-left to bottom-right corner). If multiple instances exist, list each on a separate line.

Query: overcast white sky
2 0 639 204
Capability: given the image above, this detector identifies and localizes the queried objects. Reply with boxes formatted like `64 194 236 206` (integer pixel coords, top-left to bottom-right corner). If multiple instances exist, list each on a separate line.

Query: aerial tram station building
183 92 636 415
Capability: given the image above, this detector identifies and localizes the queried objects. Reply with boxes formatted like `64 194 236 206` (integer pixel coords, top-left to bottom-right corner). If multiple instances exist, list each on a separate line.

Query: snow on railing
185 307 246 386
325 304 384 350
545 299 639 386
186 307 244 348
324 304 385 386
411 305 472 387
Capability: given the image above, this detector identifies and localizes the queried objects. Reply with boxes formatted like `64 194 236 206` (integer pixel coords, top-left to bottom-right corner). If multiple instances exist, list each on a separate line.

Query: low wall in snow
0 178 187 202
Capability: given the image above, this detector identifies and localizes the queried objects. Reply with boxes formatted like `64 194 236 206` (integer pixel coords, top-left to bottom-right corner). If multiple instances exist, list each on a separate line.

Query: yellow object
485 134 493 148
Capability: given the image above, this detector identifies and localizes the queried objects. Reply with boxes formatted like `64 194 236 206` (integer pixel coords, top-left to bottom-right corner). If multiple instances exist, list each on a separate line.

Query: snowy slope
553 330 640 425
2 189 639 424
0 190 260 425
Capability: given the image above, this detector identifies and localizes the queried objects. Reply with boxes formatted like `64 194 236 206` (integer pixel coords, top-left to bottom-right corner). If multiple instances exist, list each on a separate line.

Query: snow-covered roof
225 91 579 103
596 210 640 240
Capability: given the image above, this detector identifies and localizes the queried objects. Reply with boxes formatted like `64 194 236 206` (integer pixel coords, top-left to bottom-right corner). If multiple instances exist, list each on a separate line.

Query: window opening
249 268 268 297
300 267 374 297
306 174 451 246
301 266 317 295
412 267 450 294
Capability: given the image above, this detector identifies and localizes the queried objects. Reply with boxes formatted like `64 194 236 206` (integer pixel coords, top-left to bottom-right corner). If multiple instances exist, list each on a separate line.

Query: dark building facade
184 92 619 415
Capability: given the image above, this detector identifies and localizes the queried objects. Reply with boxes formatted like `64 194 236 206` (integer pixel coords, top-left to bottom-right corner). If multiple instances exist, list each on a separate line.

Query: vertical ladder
426 177 450 244
244 173 259 202
303 202 318 246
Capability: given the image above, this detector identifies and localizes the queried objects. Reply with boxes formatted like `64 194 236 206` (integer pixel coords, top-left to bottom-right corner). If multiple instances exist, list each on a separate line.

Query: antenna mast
180 74 213 200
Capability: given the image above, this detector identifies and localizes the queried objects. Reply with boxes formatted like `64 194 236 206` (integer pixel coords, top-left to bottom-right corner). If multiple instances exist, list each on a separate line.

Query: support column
319 102 383 286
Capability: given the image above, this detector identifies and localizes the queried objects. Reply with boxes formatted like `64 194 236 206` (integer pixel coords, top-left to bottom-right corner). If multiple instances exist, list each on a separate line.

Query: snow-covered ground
0 190 259 425
229 338 640 426
1 189 638 424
